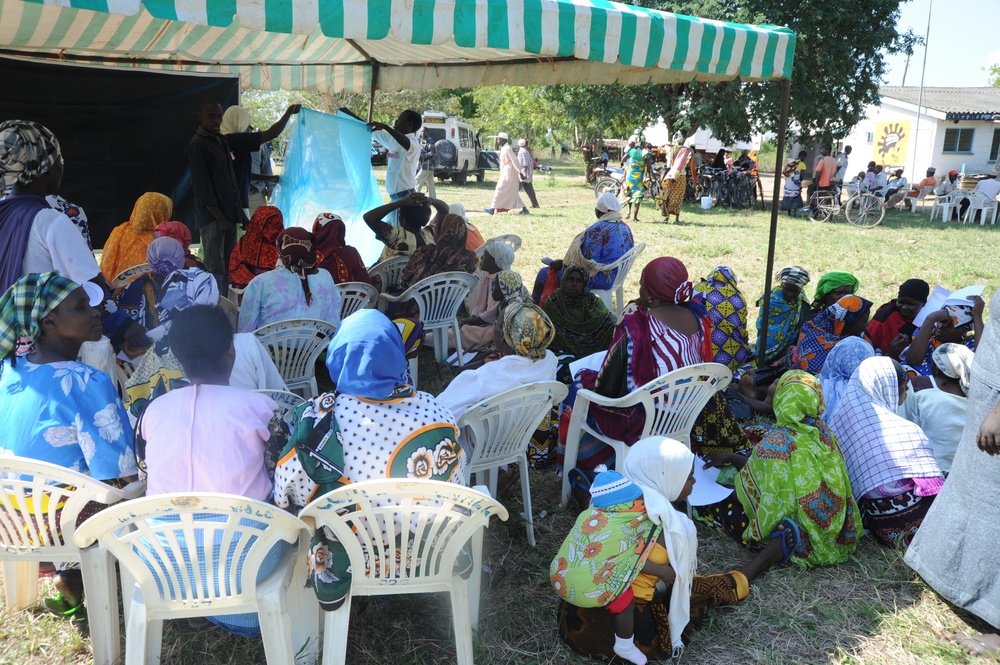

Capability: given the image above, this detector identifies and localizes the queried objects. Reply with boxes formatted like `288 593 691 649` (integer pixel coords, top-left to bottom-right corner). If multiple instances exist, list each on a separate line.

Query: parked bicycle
808 187 885 227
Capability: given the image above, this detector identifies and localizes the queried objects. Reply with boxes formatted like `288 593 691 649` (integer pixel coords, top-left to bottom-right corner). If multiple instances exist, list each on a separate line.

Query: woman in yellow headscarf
100 192 173 282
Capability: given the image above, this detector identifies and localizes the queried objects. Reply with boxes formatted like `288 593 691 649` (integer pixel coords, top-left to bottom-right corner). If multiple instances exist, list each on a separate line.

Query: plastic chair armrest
575 387 646 410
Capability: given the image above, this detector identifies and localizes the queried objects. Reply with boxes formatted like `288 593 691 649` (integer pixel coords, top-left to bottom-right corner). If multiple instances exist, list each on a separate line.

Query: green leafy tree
989 64 1000 87
548 0 922 144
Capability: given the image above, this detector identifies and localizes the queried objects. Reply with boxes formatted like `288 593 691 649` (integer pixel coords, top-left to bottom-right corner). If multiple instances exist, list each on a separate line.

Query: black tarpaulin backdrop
0 57 238 248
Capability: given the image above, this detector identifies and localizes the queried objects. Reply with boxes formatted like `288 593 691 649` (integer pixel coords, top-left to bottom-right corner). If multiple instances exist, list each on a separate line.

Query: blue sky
881 0 998 87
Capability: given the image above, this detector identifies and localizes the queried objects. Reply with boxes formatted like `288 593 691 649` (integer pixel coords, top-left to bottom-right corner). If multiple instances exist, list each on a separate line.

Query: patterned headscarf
146 237 186 277
128 192 173 233
220 106 252 135
691 266 752 372
277 227 318 306
155 221 193 253
495 270 525 304
0 120 62 188
483 239 515 271
779 265 810 289
819 336 875 422
228 205 284 288
931 343 974 394
828 357 943 500
502 300 555 360
944 303 973 328
641 257 692 304
796 295 873 375
0 272 81 360
155 267 220 326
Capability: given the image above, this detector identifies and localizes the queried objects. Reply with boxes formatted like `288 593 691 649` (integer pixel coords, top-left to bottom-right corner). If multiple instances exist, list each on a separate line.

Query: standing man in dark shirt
185 99 300 289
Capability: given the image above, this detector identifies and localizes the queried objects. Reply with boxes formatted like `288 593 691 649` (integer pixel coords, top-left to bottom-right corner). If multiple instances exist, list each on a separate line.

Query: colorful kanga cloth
100 192 172 282
794 295 873 375
756 286 809 364
228 205 284 289
623 148 647 203
693 266 753 372
735 371 859 566
551 497 662 608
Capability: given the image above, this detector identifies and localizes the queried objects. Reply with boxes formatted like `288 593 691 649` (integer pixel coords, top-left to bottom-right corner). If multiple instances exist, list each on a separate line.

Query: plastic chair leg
287 541 321 665
80 547 122 665
520 453 535 547
2 560 38 611
408 356 419 390
258 592 295 665
452 322 466 367
124 601 153 665
432 328 447 365
450 571 475 665
467 522 485 631
559 406 588 507
322 595 352 665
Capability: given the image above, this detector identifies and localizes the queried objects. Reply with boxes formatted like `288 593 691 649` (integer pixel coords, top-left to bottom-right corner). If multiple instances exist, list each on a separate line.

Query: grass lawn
2 161 997 664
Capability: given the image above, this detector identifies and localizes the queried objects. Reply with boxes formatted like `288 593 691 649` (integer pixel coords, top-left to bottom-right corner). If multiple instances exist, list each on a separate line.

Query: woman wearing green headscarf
807 271 861 321
543 265 617 361
697 371 859 567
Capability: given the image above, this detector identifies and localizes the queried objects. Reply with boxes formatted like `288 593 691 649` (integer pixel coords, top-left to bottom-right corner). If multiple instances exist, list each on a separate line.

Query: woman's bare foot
946 633 1000 657
738 524 796 584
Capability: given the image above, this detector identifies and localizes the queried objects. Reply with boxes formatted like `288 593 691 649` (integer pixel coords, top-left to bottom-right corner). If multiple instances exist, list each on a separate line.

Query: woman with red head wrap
313 213 371 285
558 257 750 487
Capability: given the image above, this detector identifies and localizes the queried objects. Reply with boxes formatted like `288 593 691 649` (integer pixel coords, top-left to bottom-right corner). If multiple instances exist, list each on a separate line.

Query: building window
990 129 1000 162
943 128 974 153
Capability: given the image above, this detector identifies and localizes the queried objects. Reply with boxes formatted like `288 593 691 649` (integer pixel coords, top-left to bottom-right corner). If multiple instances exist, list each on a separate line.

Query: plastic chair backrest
252 318 337 395
253 389 306 428
299 480 508 591
392 272 479 328
368 256 409 293
0 457 134 560
475 234 523 257
217 296 240 330
336 282 379 319
112 264 150 288
73 493 306 613
459 382 568 473
636 363 732 444
607 242 645 292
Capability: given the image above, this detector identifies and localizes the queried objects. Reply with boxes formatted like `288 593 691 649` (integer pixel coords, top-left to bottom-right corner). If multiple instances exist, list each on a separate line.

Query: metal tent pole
757 78 791 367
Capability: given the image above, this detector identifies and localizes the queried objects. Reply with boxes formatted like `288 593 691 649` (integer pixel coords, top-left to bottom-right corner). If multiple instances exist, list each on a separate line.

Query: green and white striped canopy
0 0 795 93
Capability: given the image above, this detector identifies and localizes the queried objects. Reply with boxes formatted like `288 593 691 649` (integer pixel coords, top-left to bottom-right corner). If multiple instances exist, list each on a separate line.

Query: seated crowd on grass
2 115 999 663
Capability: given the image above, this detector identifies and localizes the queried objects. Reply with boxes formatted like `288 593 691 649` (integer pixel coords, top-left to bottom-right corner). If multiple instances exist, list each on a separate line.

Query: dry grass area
2 161 998 664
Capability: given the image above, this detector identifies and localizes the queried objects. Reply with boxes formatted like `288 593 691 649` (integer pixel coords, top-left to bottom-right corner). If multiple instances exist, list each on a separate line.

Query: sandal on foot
770 518 801 566
43 593 85 618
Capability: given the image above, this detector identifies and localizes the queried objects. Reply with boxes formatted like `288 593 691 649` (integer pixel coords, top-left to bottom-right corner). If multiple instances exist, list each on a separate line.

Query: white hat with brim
497 132 509 141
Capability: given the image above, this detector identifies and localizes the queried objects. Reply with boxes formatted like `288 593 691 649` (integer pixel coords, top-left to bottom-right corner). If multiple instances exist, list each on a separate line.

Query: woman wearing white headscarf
534 192 635 302
556 436 792 663
900 343 974 473
124 268 285 425
828 356 944 547
460 239 517 351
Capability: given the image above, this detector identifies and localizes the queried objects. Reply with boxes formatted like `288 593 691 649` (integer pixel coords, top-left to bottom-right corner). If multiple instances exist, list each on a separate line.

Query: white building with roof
841 86 1000 178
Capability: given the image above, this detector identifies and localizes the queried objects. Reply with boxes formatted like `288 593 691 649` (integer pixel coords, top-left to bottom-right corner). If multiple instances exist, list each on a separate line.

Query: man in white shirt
371 110 422 225
834 145 852 182
961 170 1000 222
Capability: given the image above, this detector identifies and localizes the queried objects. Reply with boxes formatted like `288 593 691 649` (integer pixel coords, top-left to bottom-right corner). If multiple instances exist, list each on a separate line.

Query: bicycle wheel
594 178 621 198
845 193 886 227
810 192 837 222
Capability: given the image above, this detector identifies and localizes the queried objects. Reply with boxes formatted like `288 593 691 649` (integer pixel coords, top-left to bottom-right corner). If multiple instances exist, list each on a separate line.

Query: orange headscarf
100 192 173 282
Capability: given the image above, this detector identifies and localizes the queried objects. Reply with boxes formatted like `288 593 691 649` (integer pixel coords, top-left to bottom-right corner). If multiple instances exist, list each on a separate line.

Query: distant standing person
807 144 838 218
416 128 437 198
186 100 299 290
248 139 275 217
518 139 540 209
370 109 422 225
484 133 529 216
835 146 851 202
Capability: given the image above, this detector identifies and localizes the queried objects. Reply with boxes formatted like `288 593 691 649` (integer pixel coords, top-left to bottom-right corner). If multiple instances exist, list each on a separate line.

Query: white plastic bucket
700 196 713 210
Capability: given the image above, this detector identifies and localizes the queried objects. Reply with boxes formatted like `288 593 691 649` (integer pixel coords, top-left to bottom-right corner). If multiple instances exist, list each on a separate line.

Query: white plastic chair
380 272 478 366
560 362 732 508
228 284 247 305
474 233 523 257
367 256 409 294
929 190 969 223
904 185 934 213
253 318 338 399
590 242 646 319
112 263 150 288
74 493 317 665
299 479 509 665
218 295 240 331
254 389 307 428
962 190 999 225
335 282 378 319
458 381 568 547
0 457 144 664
